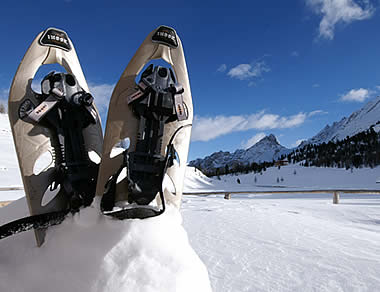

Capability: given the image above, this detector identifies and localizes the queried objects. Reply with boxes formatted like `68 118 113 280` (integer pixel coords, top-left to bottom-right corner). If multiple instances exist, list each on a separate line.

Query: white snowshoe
6 28 103 246
97 25 193 219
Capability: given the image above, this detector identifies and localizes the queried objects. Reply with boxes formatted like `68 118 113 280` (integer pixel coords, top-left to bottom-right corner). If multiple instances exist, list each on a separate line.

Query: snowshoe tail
97 26 193 219
8 28 103 246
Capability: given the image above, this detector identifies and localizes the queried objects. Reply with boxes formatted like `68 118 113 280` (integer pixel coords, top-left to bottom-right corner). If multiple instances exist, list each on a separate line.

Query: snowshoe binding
4 28 103 246
97 26 193 219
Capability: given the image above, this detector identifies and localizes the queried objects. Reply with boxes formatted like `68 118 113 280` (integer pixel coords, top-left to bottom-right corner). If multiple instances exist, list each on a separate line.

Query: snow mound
0 198 211 292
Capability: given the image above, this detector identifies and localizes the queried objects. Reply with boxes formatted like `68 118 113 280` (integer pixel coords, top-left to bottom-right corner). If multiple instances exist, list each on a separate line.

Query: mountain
189 134 290 172
300 96 380 147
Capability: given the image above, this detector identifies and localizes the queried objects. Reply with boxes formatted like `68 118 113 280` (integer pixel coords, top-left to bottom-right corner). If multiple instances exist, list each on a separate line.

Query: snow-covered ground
0 114 23 198
1 113 380 291
182 193 380 291
184 164 380 193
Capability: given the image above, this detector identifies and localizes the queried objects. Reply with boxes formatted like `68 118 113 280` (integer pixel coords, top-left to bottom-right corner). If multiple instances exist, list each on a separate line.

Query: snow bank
0 198 211 292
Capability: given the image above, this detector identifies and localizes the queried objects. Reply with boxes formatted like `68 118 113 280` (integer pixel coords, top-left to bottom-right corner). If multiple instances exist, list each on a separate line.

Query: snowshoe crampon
7 28 103 246
98 26 193 219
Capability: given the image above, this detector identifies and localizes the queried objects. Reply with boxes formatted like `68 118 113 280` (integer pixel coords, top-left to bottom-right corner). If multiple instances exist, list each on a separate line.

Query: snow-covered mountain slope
301 95 380 147
184 164 380 192
189 134 290 172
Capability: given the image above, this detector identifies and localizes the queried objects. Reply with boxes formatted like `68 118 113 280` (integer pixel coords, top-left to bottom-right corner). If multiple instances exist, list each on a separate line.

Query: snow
182 193 380 291
1 113 380 291
184 165 380 193
0 114 23 201
0 199 211 292
0 114 211 292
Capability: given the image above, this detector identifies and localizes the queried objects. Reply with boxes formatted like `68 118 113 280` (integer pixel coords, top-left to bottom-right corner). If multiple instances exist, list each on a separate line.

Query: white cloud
88 82 114 112
340 88 371 102
191 111 307 142
292 139 306 147
312 83 320 88
217 64 227 72
291 51 299 57
227 61 270 80
308 109 328 116
241 132 266 149
307 0 374 40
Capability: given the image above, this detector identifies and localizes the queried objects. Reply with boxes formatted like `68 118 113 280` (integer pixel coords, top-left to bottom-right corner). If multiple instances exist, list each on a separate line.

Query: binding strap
100 125 191 220
0 209 69 240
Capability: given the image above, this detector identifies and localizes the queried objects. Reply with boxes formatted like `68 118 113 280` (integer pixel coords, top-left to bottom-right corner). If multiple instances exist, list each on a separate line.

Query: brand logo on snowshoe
152 26 178 48
39 28 71 51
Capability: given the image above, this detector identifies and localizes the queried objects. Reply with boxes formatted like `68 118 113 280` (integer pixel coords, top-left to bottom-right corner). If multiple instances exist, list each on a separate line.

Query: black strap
0 72 98 242
0 127 191 239
100 125 191 220
0 209 69 240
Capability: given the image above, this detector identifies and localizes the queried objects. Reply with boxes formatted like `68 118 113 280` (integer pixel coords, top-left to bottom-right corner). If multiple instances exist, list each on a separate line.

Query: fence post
333 192 339 204
224 193 231 200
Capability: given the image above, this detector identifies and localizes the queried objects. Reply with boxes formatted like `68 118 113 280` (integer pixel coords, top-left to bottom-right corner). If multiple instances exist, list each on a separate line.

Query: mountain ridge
300 95 380 147
189 134 290 172
190 96 380 172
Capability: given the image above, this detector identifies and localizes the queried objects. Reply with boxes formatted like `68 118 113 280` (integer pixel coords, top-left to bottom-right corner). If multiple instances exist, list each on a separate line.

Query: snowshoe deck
96 26 193 216
8 28 103 246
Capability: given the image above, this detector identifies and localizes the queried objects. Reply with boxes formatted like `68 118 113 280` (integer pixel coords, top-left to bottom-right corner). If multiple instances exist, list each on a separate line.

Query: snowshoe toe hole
33 151 53 175
110 137 130 158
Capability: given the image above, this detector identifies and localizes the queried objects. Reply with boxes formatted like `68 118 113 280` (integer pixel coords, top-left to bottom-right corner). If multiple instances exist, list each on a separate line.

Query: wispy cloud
308 109 328 117
312 83 320 88
191 111 308 142
340 87 371 102
241 132 266 149
217 64 227 72
292 139 306 148
227 61 270 81
291 51 299 57
88 82 114 112
306 0 375 40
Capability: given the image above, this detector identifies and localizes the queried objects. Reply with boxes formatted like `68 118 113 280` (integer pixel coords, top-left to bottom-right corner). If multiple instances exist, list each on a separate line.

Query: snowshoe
97 25 193 219
6 28 103 246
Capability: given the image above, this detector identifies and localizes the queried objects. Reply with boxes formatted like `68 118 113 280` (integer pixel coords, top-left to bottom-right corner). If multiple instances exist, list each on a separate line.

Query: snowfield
182 193 380 291
1 112 380 291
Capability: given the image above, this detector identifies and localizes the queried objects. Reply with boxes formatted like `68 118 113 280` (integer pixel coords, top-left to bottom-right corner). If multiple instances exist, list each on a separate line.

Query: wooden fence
1 188 380 206
183 189 380 204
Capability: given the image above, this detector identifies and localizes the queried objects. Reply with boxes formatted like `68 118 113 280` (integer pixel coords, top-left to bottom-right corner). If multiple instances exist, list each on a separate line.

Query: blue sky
1 0 380 161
